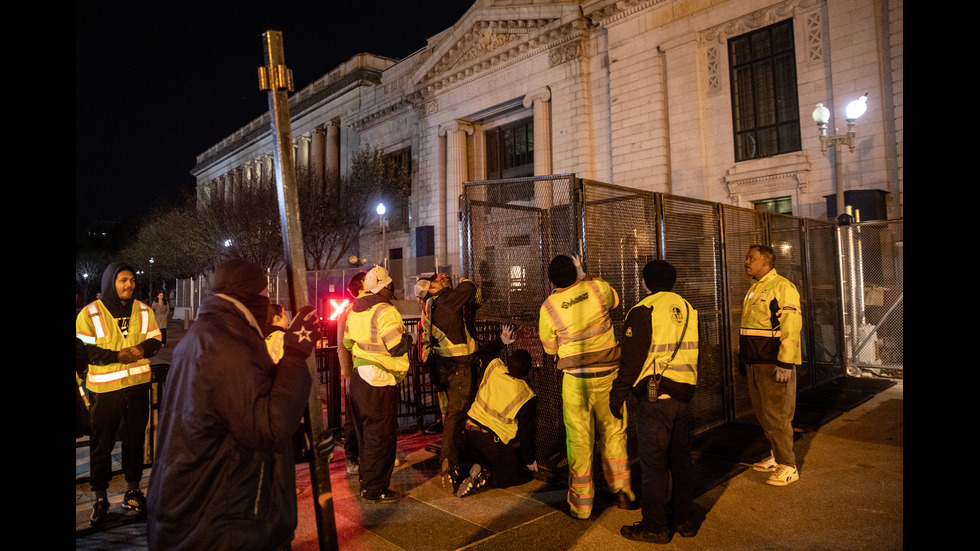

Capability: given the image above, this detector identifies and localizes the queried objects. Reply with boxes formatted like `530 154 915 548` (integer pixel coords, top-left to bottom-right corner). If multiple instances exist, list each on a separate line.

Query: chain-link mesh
838 220 903 373
461 178 844 471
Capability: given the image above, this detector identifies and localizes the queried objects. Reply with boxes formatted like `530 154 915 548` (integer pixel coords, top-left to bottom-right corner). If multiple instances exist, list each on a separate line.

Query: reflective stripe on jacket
538 278 620 374
628 292 699 387
739 269 802 368
76 300 159 393
344 295 410 385
467 358 535 444
421 296 477 361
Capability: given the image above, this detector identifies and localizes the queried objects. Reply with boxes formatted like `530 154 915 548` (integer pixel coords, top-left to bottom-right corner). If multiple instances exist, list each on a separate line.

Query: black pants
439 357 477 470
88 383 151 492
342 376 358 460
635 397 696 532
461 427 532 488
349 374 398 492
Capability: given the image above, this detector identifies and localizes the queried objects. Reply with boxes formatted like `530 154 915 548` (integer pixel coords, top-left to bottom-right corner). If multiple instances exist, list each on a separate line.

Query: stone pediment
411 2 585 98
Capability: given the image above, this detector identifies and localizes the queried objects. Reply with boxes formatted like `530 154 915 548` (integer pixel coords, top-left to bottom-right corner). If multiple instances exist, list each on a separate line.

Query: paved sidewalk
76 317 903 550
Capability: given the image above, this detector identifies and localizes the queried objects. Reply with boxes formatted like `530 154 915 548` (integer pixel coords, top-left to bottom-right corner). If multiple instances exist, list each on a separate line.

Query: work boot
441 459 462 493
766 464 799 486
345 458 359 476
614 490 638 510
122 489 147 512
675 519 700 538
620 522 671 544
359 488 402 503
457 464 492 497
90 497 110 526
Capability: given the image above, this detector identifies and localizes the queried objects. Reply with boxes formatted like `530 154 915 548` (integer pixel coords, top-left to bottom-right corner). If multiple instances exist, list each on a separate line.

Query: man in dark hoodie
343 266 414 503
610 260 700 544
76 262 162 525
146 258 318 550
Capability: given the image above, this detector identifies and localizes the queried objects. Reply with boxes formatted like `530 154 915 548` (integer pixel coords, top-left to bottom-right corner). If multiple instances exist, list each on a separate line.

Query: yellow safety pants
561 371 633 519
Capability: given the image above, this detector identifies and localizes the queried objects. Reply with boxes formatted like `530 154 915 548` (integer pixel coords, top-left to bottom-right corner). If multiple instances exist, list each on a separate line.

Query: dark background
76 1 473 237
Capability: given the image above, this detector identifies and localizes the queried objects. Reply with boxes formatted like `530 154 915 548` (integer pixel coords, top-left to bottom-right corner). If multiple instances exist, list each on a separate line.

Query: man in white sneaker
739 245 802 486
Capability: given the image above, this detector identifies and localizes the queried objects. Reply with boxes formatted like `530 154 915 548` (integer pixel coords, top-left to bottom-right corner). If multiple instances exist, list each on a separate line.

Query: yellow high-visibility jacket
538 277 620 376
467 358 535 444
420 279 478 363
344 293 411 386
75 300 161 393
739 269 802 369
628 292 699 387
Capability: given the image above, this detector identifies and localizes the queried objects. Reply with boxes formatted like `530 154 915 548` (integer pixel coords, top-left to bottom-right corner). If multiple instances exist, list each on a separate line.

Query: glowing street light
812 94 868 225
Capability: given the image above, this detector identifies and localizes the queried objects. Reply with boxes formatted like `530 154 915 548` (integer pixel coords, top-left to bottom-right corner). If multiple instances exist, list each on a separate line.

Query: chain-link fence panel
838 219 902 373
662 195 727 432
803 218 844 386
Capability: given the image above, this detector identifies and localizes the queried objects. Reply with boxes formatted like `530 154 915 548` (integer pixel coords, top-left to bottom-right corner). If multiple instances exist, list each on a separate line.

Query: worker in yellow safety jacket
416 272 480 492
611 260 700 543
455 324 539 498
538 254 636 519
739 244 803 487
75 262 162 525
344 266 413 503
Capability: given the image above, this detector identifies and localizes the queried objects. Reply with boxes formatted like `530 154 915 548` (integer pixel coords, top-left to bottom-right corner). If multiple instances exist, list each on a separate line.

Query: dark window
382 148 412 230
753 196 793 215
486 118 534 202
729 19 801 162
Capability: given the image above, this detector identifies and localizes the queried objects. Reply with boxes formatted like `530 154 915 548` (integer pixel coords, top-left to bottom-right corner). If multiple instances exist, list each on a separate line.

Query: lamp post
376 202 388 269
812 94 868 225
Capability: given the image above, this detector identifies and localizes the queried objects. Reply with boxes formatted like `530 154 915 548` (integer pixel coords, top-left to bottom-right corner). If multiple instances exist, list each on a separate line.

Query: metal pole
260 30 338 551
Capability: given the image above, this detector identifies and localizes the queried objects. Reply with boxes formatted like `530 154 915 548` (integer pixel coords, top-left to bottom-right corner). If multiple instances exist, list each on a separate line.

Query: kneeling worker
456 324 538 497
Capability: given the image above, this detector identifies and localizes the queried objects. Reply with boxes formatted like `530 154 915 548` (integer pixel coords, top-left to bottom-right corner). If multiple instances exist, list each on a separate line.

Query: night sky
76 1 474 237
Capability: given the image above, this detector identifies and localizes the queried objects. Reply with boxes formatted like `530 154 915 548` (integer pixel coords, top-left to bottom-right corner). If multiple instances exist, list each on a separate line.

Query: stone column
439 120 472 267
326 120 341 197
311 127 325 192
525 86 554 209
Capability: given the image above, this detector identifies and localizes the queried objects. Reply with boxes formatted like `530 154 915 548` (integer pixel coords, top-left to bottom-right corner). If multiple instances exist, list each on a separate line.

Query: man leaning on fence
740 245 803 486
539 254 637 519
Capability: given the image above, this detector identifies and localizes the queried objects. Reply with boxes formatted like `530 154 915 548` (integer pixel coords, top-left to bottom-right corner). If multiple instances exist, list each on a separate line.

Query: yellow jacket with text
538 277 620 376
739 269 802 369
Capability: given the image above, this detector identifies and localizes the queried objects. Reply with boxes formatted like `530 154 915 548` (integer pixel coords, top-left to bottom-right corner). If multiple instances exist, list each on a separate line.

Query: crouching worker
456 324 538 497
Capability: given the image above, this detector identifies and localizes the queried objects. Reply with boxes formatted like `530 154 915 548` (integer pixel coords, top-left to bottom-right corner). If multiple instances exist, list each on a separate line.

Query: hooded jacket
146 293 311 551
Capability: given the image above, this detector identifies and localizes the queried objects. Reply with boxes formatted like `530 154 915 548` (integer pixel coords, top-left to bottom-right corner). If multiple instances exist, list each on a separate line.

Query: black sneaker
441 459 462 493
359 488 402 504
90 497 110 525
621 522 671 544
122 489 147 512
675 520 699 538
457 464 492 497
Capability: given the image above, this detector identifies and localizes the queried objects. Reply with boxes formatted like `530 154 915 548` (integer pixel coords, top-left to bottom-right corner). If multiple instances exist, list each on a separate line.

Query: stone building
191 0 903 278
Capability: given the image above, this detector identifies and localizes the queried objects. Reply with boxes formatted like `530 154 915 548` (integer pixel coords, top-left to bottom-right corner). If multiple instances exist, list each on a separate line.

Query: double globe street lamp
812 94 868 225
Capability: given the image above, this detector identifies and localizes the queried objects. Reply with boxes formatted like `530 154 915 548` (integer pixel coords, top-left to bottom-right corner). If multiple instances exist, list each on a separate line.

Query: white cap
365 266 393 294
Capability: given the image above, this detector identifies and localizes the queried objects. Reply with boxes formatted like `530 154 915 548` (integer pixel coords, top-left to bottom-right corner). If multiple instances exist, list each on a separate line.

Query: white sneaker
766 464 799 486
752 454 777 472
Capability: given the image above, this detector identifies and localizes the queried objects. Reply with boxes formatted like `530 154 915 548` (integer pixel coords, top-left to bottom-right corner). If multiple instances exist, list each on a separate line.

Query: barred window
729 19 801 162
486 117 534 203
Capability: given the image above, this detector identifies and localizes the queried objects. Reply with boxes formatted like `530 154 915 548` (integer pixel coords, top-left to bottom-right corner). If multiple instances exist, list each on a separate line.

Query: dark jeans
439 357 477 470
349 374 398 492
636 397 696 532
89 383 151 492
342 376 358 460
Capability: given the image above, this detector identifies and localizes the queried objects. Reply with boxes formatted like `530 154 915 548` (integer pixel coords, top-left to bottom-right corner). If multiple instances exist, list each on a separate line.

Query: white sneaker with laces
766 464 799 486
752 454 777 472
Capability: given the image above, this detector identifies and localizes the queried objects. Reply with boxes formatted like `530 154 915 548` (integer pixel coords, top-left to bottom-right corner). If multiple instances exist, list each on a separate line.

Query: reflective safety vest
628 292 699 387
739 269 802 367
75 300 160 393
467 358 535 444
344 298 410 385
421 295 477 362
539 278 620 374
265 329 285 363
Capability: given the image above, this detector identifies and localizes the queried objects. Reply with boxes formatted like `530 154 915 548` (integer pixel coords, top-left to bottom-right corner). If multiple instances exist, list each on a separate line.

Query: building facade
192 0 903 276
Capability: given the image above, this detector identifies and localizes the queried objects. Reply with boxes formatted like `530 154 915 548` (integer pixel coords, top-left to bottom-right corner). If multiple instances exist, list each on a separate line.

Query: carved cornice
703 0 824 44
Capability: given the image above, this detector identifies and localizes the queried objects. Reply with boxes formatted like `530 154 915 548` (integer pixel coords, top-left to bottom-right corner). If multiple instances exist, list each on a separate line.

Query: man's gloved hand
609 387 628 420
118 346 144 364
283 306 320 359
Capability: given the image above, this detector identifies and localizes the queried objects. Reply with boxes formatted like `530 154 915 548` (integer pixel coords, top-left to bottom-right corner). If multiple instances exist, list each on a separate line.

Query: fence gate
461 175 844 473
838 219 903 374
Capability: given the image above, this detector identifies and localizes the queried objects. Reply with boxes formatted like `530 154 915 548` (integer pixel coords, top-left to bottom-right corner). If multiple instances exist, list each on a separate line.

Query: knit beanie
643 260 677 293
548 255 578 288
212 258 270 325
507 349 533 380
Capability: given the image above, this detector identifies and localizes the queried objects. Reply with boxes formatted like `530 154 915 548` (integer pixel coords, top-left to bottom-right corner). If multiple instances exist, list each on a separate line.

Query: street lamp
812 94 868 225
376 202 388 269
